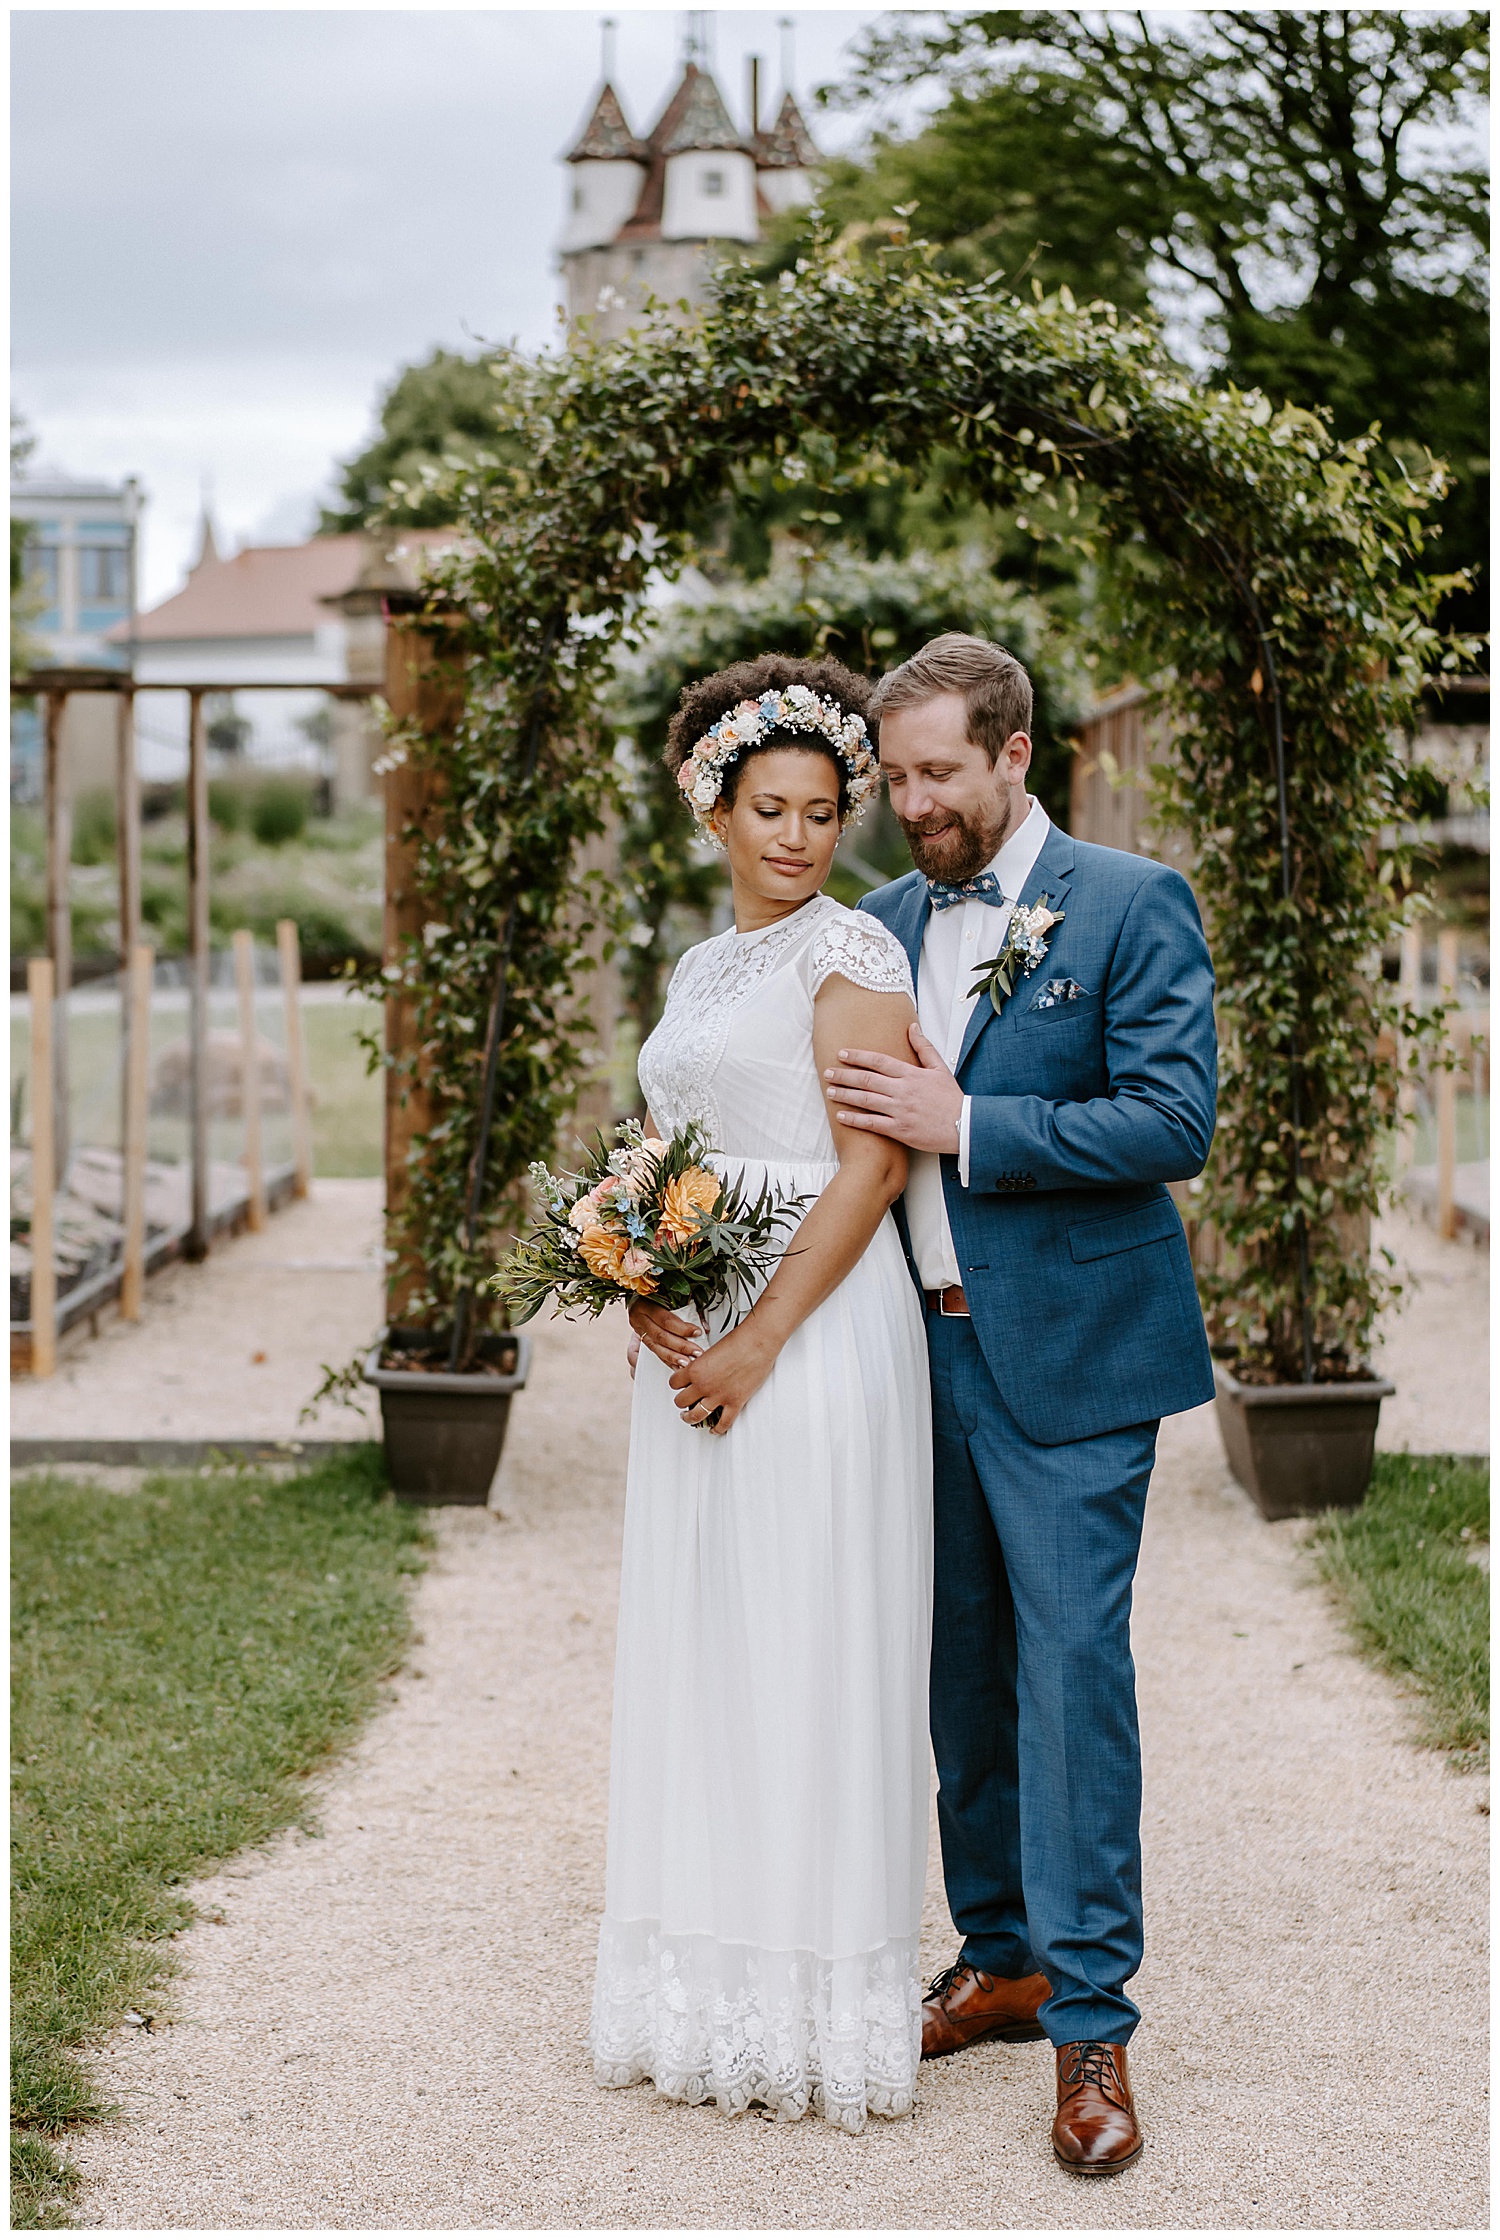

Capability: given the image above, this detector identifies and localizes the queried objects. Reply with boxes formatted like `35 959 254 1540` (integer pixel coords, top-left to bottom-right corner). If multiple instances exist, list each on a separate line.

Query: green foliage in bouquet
495 1120 808 1328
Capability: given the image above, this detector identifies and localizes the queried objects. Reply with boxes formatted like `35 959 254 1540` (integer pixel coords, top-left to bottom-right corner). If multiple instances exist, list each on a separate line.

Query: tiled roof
651 63 749 156
110 530 453 644
756 91 819 169
564 82 648 164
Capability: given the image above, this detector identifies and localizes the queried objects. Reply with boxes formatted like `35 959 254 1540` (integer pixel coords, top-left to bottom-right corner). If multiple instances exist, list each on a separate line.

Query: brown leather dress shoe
1052 2041 1142 2173
920 1960 1052 2059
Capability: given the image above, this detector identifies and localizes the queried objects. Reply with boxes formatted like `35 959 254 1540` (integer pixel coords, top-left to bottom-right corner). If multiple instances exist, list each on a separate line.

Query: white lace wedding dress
588 893 934 2134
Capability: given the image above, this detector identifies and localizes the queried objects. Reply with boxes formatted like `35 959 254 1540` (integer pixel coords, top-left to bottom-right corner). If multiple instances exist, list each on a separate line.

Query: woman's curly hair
663 652 874 818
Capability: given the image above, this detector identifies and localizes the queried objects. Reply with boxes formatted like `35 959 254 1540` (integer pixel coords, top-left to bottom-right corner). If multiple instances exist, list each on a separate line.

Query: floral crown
676 683 880 846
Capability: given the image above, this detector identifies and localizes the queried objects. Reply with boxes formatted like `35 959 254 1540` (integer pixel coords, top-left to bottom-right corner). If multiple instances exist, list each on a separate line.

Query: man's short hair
868 633 1033 764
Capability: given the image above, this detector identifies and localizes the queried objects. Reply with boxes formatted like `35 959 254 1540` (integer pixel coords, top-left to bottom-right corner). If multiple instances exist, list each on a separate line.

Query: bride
587 654 933 2134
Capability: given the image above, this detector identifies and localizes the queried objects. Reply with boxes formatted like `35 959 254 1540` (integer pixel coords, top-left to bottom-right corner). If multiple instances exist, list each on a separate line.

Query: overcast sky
12 7 901 603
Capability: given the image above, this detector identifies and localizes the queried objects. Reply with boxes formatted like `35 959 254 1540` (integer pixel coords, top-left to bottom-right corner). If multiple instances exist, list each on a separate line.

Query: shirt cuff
957 1096 972 1187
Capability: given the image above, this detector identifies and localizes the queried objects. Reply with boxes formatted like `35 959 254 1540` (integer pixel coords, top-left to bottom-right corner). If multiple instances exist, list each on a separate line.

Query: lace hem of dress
588 1918 921 2134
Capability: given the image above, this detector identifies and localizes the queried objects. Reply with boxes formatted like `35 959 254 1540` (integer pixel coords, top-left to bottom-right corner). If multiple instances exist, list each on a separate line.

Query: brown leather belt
924 1284 970 1317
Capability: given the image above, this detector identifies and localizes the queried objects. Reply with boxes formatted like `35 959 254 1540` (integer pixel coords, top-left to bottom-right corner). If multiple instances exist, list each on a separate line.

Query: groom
828 633 1216 2174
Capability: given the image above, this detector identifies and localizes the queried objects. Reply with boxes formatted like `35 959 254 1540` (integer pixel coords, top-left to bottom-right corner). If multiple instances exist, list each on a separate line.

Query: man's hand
824 1022 964 1153
628 1295 704 1371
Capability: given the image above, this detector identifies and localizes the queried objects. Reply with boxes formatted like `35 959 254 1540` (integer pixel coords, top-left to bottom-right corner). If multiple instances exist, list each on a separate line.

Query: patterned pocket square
1033 978 1090 1010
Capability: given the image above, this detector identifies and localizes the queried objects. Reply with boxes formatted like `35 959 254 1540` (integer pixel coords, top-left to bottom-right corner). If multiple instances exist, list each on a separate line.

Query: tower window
703 169 724 197
572 183 585 212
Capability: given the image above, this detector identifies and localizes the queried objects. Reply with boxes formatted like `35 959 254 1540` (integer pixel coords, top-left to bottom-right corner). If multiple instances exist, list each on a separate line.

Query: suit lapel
889 876 930 996
955 824 1079 1078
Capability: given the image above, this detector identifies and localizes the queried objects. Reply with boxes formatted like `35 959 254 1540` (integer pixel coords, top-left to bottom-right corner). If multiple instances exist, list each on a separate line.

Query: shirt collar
981 798 1050 898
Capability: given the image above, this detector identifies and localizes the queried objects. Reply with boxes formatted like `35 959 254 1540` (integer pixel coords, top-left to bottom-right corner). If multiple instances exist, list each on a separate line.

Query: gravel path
11 1180 383 1445
71 1213 1488 2231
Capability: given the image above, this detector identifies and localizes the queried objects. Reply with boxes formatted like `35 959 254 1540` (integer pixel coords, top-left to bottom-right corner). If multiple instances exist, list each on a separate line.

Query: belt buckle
939 1286 965 1317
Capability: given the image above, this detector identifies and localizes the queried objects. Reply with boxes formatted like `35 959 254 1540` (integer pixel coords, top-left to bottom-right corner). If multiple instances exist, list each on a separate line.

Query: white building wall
559 158 648 252
758 167 815 215
661 149 757 243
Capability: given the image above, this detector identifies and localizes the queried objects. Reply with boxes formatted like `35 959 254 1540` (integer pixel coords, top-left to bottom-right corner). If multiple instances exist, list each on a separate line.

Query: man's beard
898 798 1012 883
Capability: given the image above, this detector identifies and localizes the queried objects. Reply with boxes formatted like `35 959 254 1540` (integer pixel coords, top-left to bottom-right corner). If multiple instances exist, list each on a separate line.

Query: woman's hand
668 1318 777 1436
628 1296 704 1370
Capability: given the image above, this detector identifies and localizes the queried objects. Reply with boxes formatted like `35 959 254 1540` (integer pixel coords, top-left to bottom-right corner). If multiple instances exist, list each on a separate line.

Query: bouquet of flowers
493 1119 809 1330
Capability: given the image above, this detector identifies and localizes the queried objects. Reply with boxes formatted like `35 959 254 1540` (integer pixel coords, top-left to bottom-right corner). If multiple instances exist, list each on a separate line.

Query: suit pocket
1068 1196 1184 1264
1015 990 1101 1030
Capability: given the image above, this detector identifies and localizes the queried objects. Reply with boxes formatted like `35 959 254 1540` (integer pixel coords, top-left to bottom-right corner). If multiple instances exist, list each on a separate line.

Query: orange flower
577 1223 657 1295
658 1165 720 1246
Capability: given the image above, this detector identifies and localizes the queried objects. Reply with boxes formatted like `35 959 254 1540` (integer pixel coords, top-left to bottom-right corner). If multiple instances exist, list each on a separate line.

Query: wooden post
43 689 71 1184
276 918 312 1199
1435 928 1459 1240
233 929 266 1230
27 958 57 1378
121 942 153 1319
1396 923 1422 1172
116 690 142 1170
382 614 464 1322
116 690 142 955
185 689 210 1258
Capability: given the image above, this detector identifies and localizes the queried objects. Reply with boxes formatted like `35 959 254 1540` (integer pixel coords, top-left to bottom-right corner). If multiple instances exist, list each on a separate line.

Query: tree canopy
321 349 516 531
818 8 1489 624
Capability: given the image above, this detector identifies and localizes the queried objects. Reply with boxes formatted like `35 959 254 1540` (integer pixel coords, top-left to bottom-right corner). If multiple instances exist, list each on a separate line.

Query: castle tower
755 90 820 216
558 50 819 341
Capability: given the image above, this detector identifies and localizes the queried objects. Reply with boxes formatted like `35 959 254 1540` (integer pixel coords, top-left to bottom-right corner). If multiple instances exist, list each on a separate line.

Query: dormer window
703 169 724 197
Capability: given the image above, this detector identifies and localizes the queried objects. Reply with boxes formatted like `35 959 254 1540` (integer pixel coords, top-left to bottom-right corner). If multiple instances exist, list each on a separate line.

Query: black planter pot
1212 1360 1395 1521
363 1325 531 1505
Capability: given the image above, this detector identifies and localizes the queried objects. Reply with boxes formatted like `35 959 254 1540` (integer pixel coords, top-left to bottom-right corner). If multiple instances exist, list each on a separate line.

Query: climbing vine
383 235 1476 1379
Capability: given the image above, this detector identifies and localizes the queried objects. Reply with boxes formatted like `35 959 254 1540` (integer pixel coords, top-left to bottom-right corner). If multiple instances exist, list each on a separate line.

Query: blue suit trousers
928 1310 1157 2047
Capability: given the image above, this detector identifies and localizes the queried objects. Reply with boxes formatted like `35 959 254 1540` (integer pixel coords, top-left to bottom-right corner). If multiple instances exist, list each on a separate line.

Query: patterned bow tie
926 871 1010 912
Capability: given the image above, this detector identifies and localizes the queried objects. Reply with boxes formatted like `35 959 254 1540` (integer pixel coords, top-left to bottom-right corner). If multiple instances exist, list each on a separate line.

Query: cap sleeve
808 913 915 1002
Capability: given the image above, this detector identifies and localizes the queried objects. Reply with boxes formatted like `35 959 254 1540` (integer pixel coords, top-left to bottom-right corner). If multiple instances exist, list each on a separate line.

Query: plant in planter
378 232 1476 1517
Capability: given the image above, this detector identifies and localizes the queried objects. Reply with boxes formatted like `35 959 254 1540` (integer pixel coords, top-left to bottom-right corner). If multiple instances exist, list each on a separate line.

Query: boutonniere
968 896 1065 1015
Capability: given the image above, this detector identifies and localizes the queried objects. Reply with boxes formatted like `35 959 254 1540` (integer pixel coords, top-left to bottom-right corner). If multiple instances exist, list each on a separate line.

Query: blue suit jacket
859 824 1217 1445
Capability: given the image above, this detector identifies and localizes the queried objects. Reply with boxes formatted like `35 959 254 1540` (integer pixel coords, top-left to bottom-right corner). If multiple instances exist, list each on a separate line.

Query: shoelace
925 1960 992 2002
1059 2041 1128 2107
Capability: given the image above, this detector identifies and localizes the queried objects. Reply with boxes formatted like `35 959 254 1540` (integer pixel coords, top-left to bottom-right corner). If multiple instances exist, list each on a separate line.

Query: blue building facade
10 465 143 801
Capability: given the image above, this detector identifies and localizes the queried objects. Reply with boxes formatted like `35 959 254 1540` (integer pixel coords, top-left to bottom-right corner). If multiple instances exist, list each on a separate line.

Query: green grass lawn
302 993 383 1177
11 1450 427 2228
1310 1452 1489 1765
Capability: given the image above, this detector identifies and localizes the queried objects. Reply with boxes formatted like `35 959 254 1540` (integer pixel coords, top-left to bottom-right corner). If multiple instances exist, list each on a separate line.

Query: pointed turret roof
564 81 648 164
192 504 220 571
756 90 820 170
650 62 750 156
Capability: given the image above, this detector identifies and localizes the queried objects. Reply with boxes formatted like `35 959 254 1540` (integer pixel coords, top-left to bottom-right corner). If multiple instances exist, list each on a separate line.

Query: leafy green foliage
399 234 1473 1379
828 8 1490 628
354 617 622 1329
321 348 520 531
611 546 1085 1043
1310 1452 1489 1762
10 1451 427 2224
248 773 312 847
69 790 117 868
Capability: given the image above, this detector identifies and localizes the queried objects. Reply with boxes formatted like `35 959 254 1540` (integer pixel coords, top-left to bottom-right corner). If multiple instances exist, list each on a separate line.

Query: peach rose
618 1246 657 1295
568 1187 605 1232
658 1165 720 1246
577 1223 656 1295
576 1223 629 1282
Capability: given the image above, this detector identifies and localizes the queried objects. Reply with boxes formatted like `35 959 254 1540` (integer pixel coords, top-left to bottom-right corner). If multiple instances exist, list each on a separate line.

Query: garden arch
379 240 1464 1385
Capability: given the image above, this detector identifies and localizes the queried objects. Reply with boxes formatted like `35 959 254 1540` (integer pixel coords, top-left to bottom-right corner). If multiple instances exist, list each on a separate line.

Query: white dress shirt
906 800 1052 1290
